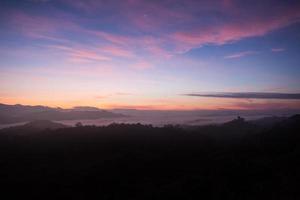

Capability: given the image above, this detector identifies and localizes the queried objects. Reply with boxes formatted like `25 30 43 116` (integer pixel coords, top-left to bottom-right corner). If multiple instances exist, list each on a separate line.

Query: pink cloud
139 36 172 58
91 30 172 58
115 92 132 96
101 46 135 58
60 0 115 13
8 10 76 40
95 95 112 99
224 51 257 59
5 1 300 62
271 48 286 52
171 6 300 53
106 104 157 110
7 10 172 60
95 92 132 100
146 45 172 59
48 45 111 62
124 0 192 32
132 61 153 70
90 30 132 45
222 0 234 9
10 11 56 38
62 0 191 32
70 50 110 62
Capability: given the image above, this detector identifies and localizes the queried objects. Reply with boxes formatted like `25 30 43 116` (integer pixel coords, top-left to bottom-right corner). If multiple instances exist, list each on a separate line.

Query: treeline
0 115 299 199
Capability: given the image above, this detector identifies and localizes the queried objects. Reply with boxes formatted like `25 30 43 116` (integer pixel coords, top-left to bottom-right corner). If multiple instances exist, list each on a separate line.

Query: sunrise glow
1 0 300 110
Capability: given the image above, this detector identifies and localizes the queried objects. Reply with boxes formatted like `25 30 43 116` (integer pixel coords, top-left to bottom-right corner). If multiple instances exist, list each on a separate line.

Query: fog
55 109 293 127
1 108 299 129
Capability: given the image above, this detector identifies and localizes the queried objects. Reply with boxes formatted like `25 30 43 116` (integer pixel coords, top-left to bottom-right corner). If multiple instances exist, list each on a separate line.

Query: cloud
91 31 172 58
29 0 51 2
132 61 153 70
224 51 257 59
95 95 111 99
5 0 300 62
57 0 300 55
184 92 300 100
101 46 135 58
271 48 286 52
90 30 132 46
172 13 300 53
170 3 300 53
8 10 76 40
48 45 111 62
115 92 132 96
230 101 300 110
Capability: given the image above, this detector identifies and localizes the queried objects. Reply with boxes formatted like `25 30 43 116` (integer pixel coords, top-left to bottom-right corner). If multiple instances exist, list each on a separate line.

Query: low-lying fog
55 109 295 127
1 109 298 129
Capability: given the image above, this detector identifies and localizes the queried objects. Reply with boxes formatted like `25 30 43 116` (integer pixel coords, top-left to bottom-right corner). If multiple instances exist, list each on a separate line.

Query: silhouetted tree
75 122 83 127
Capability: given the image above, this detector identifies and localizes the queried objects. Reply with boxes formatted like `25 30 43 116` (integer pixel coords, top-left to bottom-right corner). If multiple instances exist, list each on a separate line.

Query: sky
0 0 300 110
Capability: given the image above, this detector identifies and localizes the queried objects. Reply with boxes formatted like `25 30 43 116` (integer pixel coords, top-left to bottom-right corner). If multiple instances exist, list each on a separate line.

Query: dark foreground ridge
0 115 299 199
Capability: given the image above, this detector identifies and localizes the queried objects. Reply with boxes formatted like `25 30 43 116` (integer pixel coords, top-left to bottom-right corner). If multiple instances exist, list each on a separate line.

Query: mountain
0 103 124 124
24 120 68 130
71 106 102 111
1 120 68 133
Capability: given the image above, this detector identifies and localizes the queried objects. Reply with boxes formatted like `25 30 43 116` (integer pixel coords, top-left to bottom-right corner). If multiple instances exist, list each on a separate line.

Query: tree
75 122 83 127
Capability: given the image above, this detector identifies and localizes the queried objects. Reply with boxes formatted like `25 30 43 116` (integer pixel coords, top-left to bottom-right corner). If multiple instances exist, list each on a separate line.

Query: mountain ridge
0 103 124 124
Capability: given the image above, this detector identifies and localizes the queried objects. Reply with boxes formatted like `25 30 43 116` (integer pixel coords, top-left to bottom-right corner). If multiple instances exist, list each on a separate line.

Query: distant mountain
0 103 125 124
71 106 102 111
1 120 68 132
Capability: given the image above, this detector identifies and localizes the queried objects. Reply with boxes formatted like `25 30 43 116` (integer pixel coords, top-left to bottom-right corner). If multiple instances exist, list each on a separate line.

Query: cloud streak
224 51 257 59
271 48 286 52
185 92 300 100
7 0 300 58
48 45 111 62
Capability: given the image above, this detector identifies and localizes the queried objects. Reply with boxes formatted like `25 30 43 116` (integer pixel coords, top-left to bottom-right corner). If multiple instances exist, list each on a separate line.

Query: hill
0 115 299 199
0 103 124 124
1 120 68 133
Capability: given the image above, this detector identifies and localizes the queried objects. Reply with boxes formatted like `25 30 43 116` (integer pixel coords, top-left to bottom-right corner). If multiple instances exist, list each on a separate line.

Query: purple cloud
185 92 300 100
